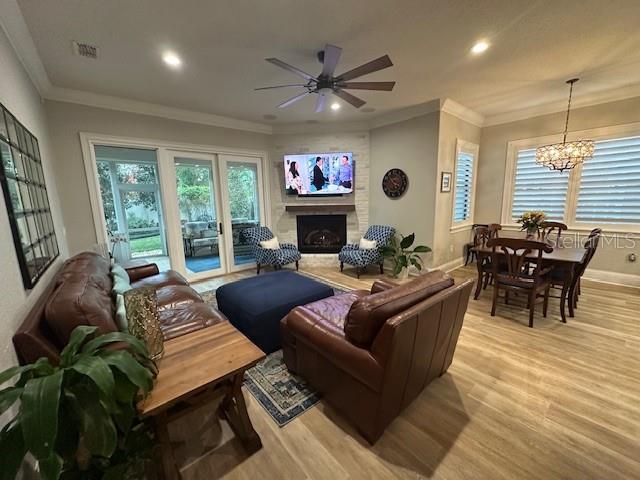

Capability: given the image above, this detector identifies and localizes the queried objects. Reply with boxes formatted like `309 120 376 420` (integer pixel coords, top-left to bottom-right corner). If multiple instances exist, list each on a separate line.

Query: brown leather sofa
281 270 474 443
13 252 226 365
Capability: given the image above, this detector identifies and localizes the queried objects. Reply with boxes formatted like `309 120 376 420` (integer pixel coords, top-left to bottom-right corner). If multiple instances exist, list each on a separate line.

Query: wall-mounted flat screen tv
284 152 353 196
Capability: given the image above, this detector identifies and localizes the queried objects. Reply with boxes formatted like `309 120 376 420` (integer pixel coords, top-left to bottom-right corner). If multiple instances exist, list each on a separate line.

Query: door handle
218 222 223 235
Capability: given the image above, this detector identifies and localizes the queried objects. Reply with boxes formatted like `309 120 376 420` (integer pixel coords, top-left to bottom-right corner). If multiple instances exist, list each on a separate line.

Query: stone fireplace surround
269 132 370 266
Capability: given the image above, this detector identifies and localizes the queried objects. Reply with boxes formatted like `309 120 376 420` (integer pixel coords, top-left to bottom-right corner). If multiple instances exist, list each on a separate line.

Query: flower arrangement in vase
517 211 546 238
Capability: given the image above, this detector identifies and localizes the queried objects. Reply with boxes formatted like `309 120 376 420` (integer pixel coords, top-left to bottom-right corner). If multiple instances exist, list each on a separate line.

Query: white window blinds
511 148 569 221
576 135 640 224
453 151 474 223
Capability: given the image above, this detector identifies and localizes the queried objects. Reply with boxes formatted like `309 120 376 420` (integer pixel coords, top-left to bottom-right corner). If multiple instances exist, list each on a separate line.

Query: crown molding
483 82 640 127
46 87 273 134
440 98 485 127
368 99 441 130
0 0 52 96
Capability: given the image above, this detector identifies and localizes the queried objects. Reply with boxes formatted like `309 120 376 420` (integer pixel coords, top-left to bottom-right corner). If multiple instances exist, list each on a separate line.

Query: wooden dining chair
464 223 489 265
487 238 554 328
539 221 568 246
549 228 602 309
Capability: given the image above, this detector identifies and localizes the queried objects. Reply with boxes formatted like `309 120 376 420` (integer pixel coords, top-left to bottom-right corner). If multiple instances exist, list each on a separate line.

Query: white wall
432 112 481 267
0 24 68 416
369 111 440 266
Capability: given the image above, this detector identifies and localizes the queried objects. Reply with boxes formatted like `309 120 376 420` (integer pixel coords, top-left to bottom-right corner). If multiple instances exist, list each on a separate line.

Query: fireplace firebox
296 215 347 254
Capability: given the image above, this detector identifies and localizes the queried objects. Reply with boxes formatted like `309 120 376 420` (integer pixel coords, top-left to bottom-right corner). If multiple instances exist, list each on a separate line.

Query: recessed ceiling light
162 51 182 68
330 102 341 111
471 41 489 54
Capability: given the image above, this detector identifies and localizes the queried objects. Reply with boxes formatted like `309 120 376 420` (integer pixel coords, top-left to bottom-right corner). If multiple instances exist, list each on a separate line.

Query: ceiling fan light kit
256 44 396 113
535 78 595 172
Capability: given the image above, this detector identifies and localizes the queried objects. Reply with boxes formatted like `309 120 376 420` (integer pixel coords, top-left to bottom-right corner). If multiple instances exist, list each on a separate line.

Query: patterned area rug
199 272 347 426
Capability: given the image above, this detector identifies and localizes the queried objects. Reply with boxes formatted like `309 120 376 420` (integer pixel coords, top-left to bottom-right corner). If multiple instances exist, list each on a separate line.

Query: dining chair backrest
473 226 492 248
487 238 554 287
539 221 568 244
488 224 502 238
581 228 602 270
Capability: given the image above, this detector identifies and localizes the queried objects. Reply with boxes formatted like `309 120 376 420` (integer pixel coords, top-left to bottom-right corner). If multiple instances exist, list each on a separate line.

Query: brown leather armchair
281 270 474 443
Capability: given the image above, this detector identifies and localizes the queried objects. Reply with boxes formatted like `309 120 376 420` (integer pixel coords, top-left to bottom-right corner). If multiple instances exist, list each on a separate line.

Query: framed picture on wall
0 102 59 289
441 172 452 192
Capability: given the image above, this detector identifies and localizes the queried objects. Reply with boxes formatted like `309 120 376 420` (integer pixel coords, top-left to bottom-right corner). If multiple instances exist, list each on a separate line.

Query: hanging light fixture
535 78 594 172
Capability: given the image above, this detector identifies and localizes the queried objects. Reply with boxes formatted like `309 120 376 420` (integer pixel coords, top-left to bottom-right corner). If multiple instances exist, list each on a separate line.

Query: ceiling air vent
72 41 99 59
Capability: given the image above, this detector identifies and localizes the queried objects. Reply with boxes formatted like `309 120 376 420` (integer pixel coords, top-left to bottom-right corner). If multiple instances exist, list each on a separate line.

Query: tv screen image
284 152 353 196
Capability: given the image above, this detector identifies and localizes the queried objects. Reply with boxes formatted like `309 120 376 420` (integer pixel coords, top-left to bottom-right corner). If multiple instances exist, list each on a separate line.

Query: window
503 124 640 230
452 140 479 227
576 135 640 224
510 148 569 221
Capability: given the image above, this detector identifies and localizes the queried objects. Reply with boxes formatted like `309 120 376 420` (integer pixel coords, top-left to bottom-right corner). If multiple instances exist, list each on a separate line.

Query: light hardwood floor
170 265 640 479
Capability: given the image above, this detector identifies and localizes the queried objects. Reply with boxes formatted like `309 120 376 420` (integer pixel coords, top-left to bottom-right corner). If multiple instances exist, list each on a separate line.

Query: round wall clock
382 168 408 198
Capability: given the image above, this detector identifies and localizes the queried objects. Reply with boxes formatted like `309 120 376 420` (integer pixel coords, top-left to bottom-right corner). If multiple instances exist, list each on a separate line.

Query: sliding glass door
219 155 265 271
168 153 226 279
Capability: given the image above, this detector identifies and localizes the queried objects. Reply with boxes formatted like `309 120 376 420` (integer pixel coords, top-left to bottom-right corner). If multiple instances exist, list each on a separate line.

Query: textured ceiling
17 0 640 124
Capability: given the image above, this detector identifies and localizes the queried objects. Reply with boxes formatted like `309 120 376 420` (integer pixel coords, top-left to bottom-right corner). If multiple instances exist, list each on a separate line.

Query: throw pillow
124 287 164 360
112 275 132 296
115 293 128 332
359 238 377 250
260 236 280 250
111 264 129 282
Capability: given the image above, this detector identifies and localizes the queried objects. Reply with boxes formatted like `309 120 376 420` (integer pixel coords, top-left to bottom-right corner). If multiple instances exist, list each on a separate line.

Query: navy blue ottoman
216 271 334 353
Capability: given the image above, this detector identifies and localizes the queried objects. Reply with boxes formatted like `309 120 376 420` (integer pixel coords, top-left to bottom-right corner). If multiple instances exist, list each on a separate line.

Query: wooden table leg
219 373 262 453
474 252 484 300
155 413 181 480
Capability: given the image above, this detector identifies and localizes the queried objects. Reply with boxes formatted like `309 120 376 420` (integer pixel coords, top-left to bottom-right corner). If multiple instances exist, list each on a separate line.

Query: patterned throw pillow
260 236 280 250
359 238 377 250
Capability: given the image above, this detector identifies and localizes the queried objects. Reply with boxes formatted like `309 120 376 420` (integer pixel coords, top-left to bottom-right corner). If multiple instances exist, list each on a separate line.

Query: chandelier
535 78 594 172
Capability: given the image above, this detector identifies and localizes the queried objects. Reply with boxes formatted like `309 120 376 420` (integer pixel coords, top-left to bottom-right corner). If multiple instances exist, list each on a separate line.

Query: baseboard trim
433 257 466 273
582 268 640 289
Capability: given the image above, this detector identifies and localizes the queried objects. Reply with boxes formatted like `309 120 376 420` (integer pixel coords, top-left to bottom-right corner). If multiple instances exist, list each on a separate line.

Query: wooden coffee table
138 322 265 480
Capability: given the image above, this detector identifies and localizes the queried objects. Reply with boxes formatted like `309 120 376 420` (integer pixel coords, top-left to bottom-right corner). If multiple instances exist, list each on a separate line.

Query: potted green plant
0 326 157 480
517 211 547 238
381 233 431 279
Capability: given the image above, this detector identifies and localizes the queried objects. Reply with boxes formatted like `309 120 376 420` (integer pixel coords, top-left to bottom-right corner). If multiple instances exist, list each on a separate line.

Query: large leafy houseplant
381 233 431 278
0 326 157 480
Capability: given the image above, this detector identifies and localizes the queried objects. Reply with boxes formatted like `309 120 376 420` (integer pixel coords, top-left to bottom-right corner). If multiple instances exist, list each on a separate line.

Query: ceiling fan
255 44 396 113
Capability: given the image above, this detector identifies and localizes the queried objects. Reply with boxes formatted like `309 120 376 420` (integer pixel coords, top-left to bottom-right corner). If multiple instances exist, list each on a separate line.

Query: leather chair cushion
159 303 228 340
156 285 203 311
45 275 118 346
344 270 454 347
131 270 188 289
301 290 369 335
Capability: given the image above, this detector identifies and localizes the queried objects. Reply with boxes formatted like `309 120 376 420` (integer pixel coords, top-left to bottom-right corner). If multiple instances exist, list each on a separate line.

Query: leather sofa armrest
370 279 398 294
126 263 160 283
284 306 384 391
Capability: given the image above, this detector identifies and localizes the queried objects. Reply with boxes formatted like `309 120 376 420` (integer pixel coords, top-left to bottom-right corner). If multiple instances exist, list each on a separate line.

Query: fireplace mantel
285 204 355 213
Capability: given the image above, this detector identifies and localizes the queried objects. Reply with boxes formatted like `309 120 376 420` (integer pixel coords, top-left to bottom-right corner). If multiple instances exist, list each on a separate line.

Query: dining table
472 231 586 323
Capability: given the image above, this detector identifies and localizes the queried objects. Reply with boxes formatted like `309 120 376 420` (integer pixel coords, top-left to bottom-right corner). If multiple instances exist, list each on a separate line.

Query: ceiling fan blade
266 58 316 81
321 44 342 78
337 55 393 82
332 89 366 108
339 81 396 91
315 93 328 113
277 91 311 109
254 84 307 90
